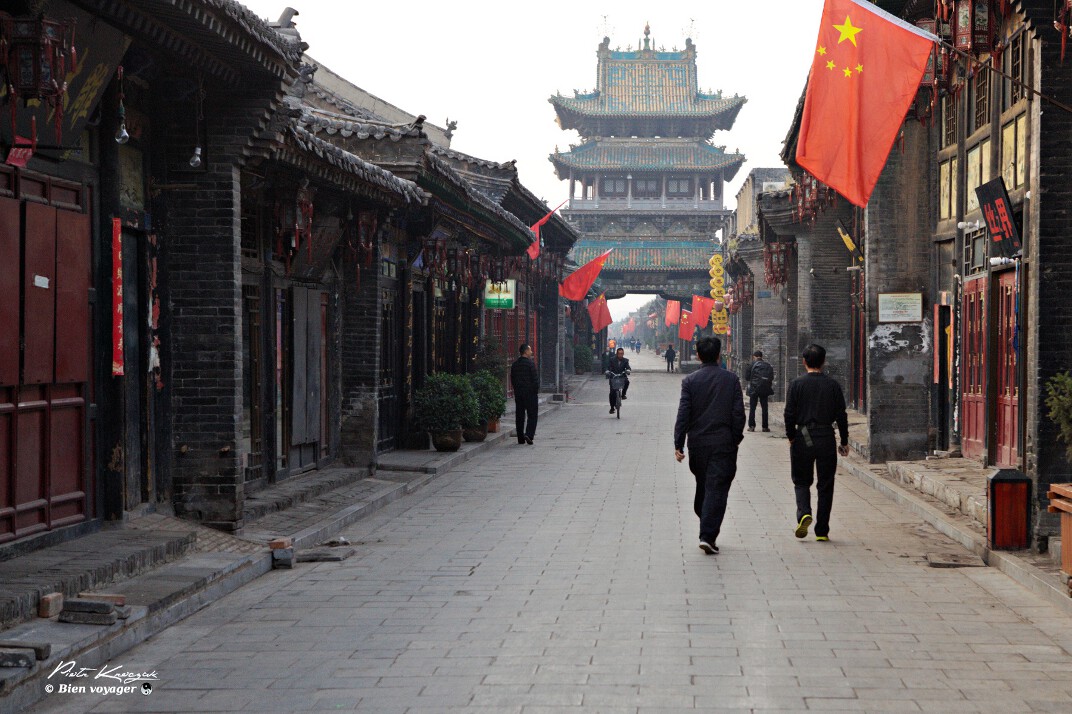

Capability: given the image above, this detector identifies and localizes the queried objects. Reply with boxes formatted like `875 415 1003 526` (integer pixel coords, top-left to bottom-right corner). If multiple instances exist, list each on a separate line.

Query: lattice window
667 178 692 196
963 228 987 276
972 69 989 132
601 177 627 196
633 178 659 197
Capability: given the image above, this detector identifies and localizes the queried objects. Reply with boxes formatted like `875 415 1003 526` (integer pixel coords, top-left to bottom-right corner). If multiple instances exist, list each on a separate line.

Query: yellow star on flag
826 60 836 70
843 67 853 77
834 15 862 46
856 64 864 73
817 46 827 55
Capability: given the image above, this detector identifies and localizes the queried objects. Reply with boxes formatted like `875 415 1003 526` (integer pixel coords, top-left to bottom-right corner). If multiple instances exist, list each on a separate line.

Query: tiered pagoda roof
551 138 744 179
550 31 746 138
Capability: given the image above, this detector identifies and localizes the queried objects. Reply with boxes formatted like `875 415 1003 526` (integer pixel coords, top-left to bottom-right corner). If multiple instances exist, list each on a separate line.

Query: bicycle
606 369 630 419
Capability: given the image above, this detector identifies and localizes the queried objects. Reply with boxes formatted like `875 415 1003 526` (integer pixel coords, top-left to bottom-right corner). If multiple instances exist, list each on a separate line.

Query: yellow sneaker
815 536 829 542
794 514 812 539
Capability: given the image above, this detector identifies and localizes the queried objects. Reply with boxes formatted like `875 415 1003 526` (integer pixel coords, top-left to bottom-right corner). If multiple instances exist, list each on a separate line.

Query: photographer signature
48 660 159 685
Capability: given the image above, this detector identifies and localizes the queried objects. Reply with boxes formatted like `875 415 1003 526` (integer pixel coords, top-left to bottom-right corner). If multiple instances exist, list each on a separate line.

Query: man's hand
838 444 850 457
674 449 685 463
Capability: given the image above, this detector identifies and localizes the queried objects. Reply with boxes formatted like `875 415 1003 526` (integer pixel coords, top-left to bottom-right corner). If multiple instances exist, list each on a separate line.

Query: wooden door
288 286 323 471
961 277 986 460
0 198 89 543
994 270 1019 467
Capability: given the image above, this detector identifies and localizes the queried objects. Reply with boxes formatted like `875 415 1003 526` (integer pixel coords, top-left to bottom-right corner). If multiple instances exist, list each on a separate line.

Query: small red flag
528 199 567 260
665 300 681 326
692 295 715 329
678 310 694 341
559 249 612 301
587 293 613 333
795 0 935 207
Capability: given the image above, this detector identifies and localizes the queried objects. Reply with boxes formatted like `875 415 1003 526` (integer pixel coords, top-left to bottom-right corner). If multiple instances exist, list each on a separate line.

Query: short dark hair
616 347 624 353
802 343 826 369
753 350 763 358
696 337 721 364
518 343 530 356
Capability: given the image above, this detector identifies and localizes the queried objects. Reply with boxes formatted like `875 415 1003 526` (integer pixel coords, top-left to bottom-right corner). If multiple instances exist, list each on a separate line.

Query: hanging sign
111 218 124 375
484 279 516 309
975 177 1021 259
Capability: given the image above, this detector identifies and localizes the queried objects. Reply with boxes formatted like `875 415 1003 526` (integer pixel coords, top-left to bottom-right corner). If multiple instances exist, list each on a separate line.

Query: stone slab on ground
297 547 355 562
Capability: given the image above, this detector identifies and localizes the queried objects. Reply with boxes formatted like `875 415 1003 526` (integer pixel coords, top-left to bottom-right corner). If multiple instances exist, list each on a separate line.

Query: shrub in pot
413 372 480 452
469 369 507 436
573 344 593 374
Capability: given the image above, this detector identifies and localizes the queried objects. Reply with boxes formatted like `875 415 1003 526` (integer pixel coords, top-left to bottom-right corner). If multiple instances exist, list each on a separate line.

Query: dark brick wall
741 242 789 399
537 281 560 390
159 90 280 532
865 120 933 463
1029 33 1072 535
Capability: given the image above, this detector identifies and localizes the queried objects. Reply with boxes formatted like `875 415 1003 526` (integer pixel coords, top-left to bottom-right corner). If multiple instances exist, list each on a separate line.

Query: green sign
484 279 516 309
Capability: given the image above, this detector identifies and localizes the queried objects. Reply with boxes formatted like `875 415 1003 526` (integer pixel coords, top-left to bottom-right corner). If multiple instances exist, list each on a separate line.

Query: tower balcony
566 196 726 212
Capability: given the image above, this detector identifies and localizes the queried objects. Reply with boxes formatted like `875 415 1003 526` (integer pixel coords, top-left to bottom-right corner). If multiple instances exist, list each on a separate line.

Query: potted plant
573 344 593 375
1046 372 1072 461
412 372 480 452
473 336 508 381
469 369 507 436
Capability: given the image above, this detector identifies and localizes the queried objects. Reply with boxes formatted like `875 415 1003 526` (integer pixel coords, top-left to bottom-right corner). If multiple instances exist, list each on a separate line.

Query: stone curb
839 458 1072 616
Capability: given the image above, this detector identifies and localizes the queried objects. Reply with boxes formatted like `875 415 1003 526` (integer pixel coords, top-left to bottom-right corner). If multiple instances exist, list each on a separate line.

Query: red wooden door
994 271 1019 467
0 197 89 543
960 277 986 460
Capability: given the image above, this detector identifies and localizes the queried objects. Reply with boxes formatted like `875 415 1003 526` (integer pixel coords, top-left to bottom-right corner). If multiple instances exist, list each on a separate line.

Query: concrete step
0 527 197 631
0 549 270 714
242 466 371 523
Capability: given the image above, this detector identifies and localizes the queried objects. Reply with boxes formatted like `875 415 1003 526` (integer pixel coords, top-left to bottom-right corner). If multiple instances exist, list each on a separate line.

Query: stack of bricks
55 594 130 626
270 537 295 569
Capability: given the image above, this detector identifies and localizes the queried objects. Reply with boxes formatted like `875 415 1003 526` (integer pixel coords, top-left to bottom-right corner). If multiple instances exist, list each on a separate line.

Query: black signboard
975 177 1022 259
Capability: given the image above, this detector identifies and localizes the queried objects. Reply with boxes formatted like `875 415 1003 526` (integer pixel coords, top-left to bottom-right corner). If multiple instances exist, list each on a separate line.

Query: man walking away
673 337 745 554
510 343 539 445
744 350 774 432
783 343 850 541
607 347 632 413
665 344 676 373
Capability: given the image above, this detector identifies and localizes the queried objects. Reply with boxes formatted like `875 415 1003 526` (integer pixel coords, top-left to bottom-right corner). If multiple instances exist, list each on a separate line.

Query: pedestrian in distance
744 350 774 432
665 343 677 373
510 343 539 445
783 343 850 541
607 347 631 413
673 336 745 555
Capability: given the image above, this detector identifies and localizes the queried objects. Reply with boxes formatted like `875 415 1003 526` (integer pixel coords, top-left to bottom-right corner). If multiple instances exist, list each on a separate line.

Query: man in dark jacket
744 350 774 432
673 337 745 554
783 343 850 541
606 347 631 413
665 344 677 373
510 343 540 445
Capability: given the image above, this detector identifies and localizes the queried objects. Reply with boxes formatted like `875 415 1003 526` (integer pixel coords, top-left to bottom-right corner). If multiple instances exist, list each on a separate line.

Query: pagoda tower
549 25 745 300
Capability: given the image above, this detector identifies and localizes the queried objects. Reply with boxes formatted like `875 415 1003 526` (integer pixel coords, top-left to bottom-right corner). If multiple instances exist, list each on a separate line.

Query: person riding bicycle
607 347 632 413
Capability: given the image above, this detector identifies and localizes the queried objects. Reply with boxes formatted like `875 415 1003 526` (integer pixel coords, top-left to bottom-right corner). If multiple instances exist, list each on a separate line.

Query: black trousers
608 378 629 406
748 393 768 429
688 446 738 544
514 393 538 442
790 434 838 537
666 359 674 372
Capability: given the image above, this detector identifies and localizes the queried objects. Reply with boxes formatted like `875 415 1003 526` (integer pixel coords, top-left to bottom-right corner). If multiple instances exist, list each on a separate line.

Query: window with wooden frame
963 228 987 276
1000 114 1027 191
600 176 627 196
941 95 958 148
965 139 990 213
667 177 692 196
632 177 659 198
1002 32 1027 109
971 67 990 133
939 158 958 221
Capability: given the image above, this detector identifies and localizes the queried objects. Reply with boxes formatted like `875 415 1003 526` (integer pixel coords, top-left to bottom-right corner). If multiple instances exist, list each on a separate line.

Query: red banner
678 309 695 341
587 293 613 333
112 218 124 376
692 295 715 328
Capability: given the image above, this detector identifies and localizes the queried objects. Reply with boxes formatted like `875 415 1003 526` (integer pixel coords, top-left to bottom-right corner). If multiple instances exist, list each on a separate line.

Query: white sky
240 0 825 319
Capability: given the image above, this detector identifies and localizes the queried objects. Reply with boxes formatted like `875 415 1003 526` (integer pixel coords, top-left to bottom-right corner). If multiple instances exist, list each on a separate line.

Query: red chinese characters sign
112 218 124 376
975 177 1021 258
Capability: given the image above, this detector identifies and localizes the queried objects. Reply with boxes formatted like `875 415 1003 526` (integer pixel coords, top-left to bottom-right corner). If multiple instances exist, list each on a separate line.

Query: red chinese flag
665 300 681 326
559 249 613 301
624 317 636 335
678 309 694 341
795 0 935 207
587 293 613 333
692 295 715 328
527 199 567 260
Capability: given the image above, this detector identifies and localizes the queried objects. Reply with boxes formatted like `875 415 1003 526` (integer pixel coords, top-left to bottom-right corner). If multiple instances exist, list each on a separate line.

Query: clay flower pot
430 429 464 452
487 418 500 433
463 425 488 443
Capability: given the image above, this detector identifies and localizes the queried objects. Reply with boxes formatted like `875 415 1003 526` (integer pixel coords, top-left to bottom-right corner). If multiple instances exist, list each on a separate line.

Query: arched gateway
550 26 746 301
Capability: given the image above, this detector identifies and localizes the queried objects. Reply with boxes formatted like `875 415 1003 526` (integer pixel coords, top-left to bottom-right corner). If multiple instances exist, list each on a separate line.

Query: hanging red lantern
953 0 993 53
0 12 77 145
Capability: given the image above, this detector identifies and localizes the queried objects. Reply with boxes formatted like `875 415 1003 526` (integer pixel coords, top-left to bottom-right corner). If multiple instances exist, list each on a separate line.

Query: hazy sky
240 0 825 318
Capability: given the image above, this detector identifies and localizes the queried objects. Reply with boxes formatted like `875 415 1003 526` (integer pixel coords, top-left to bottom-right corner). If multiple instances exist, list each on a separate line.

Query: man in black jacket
783 343 850 541
606 347 632 413
673 337 745 554
744 350 774 432
510 343 540 445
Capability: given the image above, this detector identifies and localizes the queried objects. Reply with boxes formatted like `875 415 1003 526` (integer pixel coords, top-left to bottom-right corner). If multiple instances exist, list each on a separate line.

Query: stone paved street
30 353 1072 713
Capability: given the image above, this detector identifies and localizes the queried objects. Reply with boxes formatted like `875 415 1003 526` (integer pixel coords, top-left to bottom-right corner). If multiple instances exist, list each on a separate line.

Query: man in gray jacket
673 337 745 554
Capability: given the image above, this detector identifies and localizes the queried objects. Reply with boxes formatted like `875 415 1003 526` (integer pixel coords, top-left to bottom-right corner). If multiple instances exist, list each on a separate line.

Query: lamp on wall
114 66 129 144
188 74 204 168
957 219 983 231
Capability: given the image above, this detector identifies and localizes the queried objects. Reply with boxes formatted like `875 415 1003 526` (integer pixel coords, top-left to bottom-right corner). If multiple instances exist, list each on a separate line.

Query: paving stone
36 593 62 618
61 598 115 614
57 610 118 625
0 648 34 668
